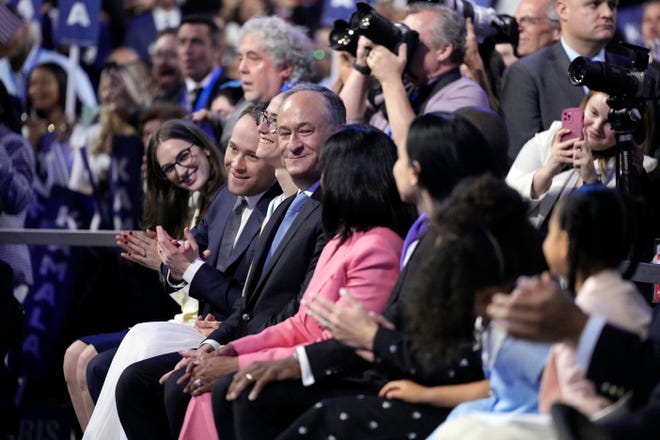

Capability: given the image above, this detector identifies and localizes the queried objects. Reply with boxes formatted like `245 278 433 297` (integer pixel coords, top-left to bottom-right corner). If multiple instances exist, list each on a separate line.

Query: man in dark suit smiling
116 84 345 438
81 111 280 438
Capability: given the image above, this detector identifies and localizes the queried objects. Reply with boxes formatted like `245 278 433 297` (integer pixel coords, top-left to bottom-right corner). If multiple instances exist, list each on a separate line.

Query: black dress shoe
551 403 610 440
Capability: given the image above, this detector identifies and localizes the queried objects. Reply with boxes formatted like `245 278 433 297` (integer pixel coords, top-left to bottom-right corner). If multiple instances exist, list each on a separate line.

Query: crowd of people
1 0 660 438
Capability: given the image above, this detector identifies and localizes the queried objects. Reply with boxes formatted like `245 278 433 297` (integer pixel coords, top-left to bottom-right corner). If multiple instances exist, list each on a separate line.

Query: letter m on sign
55 0 99 47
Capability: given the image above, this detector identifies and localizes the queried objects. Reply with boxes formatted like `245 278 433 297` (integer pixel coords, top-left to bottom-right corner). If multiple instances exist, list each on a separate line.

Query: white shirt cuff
182 258 205 283
166 269 187 288
297 346 316 386
200 339 221 350
575 314 607 371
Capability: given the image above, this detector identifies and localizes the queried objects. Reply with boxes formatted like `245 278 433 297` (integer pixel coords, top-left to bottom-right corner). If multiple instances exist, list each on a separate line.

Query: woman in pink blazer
176 124 417 438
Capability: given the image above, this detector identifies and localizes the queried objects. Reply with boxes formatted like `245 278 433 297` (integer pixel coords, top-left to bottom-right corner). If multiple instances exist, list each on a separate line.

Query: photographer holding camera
340 2 490 148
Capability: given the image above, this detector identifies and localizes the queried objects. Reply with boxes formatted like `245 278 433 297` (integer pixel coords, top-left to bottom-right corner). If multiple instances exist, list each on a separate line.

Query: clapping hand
304 288 393 352
117 229 161 270
156 226 201 280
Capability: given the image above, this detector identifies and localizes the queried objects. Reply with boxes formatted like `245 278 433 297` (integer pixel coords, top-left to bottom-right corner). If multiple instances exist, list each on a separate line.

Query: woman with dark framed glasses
64 119 224 432
131 118 225 263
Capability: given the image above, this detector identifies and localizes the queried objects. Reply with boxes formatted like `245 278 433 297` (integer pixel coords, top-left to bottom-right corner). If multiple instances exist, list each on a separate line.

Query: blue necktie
264 192 308 267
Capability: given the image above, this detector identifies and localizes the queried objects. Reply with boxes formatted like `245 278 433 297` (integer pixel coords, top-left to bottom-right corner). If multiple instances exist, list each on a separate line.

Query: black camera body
329 1 518 73
568 42 660 197
329 3 419 67
568 42 659 101
429 0 518 46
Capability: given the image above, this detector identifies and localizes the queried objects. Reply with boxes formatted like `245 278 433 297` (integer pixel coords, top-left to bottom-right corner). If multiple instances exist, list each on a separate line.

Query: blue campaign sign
617 4 644 47
109 135 144 230
55 0 99 47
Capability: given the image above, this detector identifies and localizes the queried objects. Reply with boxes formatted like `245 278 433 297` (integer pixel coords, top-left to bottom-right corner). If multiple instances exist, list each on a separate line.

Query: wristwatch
352 62 371 75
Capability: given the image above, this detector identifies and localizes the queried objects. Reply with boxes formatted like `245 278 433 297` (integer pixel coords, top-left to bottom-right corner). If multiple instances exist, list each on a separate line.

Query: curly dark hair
405 175 546 370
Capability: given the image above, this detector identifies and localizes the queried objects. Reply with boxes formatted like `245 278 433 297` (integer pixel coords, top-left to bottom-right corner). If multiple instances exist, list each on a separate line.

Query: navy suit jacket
166 183 281 320
586 303 660 409
176 71 232 113
500 42 587 162
208 188 328 344
123 12 158 62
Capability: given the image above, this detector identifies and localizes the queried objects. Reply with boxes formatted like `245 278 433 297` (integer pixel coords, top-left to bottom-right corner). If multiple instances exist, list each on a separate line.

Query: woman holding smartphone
506 91 656 229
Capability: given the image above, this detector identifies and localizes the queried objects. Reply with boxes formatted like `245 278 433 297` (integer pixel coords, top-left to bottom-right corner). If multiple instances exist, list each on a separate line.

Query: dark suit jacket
165 183 281 320
177 70 232 113
586 303 660 409
500 42 587 162
208 188 327 345
123 12 158 62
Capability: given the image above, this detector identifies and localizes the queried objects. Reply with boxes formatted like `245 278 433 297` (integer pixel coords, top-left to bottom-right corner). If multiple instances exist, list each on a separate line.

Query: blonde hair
91 61 152 155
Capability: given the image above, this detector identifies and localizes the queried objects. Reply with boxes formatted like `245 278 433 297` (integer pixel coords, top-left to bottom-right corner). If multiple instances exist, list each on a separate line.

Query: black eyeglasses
160 144 195 178
256 110 277 134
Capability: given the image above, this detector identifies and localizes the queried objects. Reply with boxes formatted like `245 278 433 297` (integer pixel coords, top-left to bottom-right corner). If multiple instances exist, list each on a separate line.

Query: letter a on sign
67 2 91 27
56 0 100 47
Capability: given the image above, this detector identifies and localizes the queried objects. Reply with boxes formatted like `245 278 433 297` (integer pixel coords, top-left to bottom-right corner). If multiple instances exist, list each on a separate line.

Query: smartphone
560 108 584 143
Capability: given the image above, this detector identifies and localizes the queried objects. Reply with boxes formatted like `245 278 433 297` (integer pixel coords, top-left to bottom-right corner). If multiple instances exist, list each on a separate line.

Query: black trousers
115 351 191 440
214 376 379 440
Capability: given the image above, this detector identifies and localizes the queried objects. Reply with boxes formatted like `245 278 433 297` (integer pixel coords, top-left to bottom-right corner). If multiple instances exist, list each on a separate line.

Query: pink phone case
560 108 584 143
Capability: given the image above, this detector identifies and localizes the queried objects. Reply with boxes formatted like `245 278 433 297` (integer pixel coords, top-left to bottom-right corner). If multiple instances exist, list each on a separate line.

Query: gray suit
500 42 586 163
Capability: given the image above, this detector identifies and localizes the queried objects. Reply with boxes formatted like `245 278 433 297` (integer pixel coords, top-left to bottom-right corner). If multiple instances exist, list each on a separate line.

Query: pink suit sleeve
232 228 402 369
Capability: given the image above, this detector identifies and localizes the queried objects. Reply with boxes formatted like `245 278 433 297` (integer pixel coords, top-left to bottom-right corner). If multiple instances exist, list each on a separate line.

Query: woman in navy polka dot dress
276 176 547 439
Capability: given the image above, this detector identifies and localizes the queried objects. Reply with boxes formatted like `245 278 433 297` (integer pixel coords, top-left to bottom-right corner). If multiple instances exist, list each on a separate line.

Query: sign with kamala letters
109 136 144 230
21 185 93 388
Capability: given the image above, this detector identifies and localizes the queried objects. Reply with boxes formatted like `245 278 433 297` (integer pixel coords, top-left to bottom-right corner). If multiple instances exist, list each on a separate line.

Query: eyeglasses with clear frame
256 110 278 134
160 144 195 179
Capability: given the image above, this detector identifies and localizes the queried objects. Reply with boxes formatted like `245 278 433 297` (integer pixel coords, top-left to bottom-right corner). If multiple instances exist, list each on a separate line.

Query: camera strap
374 68 463 123
410 68 462 115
